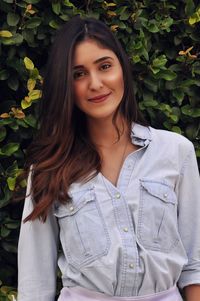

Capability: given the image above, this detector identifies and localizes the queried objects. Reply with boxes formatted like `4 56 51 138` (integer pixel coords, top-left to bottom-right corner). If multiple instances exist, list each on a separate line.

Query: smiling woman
17 15 200 301
73 39 124 120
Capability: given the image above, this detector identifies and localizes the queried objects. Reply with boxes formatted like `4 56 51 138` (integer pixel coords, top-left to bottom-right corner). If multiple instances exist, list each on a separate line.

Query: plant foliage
0 0 200 299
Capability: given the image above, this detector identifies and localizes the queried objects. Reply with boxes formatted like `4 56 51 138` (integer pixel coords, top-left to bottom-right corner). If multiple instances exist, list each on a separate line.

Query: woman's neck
87 115 130 148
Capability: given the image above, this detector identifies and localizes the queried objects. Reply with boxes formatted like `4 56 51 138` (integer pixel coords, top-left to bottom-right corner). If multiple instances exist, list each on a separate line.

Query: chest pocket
137 179 180 253
54 188 110 268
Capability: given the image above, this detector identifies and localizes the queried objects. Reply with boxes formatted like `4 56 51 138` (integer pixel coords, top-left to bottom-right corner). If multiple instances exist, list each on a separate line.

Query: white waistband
58 285 183 301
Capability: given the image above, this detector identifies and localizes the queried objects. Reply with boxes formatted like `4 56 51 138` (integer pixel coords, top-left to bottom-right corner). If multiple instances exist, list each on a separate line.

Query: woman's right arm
17 171 59 301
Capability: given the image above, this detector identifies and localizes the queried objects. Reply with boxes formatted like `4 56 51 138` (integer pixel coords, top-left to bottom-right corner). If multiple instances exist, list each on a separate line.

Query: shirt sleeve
17 170 59 301
176 142 200 289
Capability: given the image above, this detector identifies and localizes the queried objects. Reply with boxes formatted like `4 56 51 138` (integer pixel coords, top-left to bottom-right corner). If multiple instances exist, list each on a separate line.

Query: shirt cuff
178 260 200 289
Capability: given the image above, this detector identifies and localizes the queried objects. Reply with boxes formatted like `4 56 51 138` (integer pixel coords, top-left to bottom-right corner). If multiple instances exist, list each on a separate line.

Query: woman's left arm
184 285 200 301
176 141 200 297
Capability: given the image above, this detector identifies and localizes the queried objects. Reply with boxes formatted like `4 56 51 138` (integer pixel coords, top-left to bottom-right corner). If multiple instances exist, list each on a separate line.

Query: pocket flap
140 180 177 204
54 189 95 218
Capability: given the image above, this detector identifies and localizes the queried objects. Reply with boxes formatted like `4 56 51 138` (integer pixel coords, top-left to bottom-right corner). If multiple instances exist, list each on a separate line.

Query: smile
88 92 112 103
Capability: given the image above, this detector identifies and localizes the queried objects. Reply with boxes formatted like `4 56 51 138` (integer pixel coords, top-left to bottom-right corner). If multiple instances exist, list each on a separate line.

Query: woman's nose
89 73 103 90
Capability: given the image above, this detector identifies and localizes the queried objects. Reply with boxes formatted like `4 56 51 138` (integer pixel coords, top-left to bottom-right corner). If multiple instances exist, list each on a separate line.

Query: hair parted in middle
23 15 147 222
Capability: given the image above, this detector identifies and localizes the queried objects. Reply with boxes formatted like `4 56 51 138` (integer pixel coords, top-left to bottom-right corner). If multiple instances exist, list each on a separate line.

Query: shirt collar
130 123 152 147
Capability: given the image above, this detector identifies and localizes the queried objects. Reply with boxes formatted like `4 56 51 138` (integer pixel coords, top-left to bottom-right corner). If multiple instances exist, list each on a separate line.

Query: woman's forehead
73 39 117 66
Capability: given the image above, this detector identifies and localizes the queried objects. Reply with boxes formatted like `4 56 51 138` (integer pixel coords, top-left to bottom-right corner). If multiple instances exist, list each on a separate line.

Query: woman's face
72 39 124 121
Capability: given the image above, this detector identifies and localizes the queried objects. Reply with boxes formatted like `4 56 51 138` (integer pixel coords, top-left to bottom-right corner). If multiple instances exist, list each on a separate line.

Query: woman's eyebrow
73 56 114 69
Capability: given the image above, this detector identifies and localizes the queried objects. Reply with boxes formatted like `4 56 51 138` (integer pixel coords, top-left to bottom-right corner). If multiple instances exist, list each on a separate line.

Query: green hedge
0 0 200 299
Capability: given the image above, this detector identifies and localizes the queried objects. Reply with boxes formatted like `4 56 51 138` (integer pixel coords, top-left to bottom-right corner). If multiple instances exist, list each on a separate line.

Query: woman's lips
88 92 111 103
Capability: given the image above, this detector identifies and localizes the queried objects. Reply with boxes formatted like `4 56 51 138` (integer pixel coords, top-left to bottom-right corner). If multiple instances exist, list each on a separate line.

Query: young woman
17 16 200 301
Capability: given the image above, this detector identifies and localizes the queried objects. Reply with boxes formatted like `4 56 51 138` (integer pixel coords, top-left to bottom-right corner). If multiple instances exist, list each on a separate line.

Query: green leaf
143 99 158 107
0 226 10 238
1 33 23 45
186 124 199 139
20 179 27 188
132 55 140 63
0 118 13 126
49 20 60 29
30 68 39 79
143 77 158 93
185 0 195 16
6 161 18 174
161 17 173 31
189 10 200 25
7 12 20 26
24 0 40 3
24 114 37 127
152 55 167 68
8 292 17 301
28 89 42 100
180 79 200 87
27 78 36 91
22 29 35 45
169 114 179 123
0 127 6 142
21 99 32 109
146 22 159 33
24 57 34 70
182 105 200 117
5 221 20 229
158 103 172 112
119 10 131 21
52 2 61 15
0 30 12 38
25 17 42 29
156 70 177 81
7 177 16 191
144 20 159 33
0 187 11 209
171 126 182 134
0 69 9 80
7 77 19 91
63 0 74 7
172 89 185 105
2 242 17 253
16 119 28 128
0 143 20 156
192 63 200 75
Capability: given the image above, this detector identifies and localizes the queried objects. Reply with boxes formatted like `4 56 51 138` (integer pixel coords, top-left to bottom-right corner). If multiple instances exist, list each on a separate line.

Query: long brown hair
23 15 147 222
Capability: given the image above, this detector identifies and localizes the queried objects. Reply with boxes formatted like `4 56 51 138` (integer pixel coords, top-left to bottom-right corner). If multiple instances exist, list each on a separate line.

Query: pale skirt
58 285 183 301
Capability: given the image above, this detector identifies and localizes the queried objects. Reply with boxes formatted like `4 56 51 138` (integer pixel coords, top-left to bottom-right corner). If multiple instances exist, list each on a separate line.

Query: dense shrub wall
0 0 200 299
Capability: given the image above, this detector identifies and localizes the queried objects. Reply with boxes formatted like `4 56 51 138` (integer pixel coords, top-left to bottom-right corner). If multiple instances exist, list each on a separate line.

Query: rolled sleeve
177 142 200 289
17 171 59 301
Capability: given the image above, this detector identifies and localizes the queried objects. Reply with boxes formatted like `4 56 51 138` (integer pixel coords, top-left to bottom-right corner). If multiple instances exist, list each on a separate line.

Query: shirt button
69 206 74 211
115 193 121 199
123 227 128 232
163 193 168 199
129 263 134 269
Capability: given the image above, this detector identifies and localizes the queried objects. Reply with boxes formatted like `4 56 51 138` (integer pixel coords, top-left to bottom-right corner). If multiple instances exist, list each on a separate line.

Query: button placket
100 174 138 296
112 193 138 296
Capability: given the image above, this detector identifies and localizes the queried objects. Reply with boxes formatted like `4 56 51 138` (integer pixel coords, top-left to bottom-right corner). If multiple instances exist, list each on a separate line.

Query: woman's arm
184 285 200 301
17 170 59 301
176 142 200 291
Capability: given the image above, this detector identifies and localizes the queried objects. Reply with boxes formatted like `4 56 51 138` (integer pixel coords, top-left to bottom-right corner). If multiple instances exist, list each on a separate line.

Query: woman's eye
101 63 111 70
73 70 86 79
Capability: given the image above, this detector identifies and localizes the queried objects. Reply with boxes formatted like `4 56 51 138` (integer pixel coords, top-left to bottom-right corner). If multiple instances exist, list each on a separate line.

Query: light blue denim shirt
17 124 200 301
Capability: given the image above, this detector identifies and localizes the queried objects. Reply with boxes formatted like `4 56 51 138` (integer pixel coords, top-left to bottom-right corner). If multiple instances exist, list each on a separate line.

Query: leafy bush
0 0 200 299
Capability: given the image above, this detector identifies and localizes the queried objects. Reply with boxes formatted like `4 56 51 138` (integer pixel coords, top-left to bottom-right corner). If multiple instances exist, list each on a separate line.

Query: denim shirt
17 124 200 301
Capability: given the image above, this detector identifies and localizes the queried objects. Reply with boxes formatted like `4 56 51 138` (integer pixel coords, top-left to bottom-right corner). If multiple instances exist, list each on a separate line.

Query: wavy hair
22 15 147 222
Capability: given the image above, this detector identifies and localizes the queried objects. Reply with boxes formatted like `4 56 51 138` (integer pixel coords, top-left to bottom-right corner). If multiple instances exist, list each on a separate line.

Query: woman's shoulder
149 125 194 156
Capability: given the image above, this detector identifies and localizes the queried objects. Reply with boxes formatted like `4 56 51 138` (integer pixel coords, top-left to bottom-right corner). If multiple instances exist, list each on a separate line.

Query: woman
17 16 200 301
